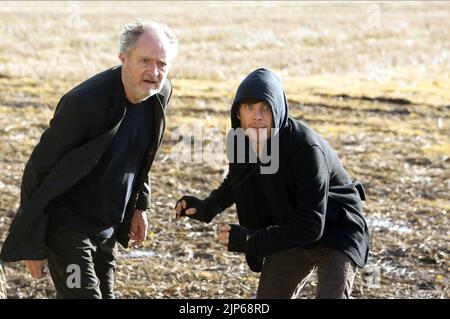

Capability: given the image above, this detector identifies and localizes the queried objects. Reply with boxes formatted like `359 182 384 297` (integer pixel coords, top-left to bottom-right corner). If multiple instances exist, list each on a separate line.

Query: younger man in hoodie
175 68 370 299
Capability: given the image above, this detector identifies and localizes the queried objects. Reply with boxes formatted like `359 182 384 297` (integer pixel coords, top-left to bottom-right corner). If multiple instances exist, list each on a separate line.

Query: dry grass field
0 1 449 298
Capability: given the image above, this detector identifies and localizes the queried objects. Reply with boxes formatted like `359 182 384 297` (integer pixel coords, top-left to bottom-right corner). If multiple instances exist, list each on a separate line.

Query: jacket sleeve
135 175 151 210
0 94 92 261
20 93 91 203
245 146 329 257
208 168 235 213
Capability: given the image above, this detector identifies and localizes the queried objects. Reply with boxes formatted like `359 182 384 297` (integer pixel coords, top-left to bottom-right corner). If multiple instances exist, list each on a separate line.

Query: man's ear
119 52 126 64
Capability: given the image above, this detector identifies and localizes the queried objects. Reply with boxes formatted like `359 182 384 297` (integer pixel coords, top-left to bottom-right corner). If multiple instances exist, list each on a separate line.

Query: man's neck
123 86 140 104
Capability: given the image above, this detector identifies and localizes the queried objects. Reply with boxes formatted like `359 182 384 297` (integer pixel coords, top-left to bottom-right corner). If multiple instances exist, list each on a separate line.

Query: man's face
237 101 273 144
120 31 172 103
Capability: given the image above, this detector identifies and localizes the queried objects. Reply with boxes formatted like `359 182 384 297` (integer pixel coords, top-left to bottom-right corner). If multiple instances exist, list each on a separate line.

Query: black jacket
0 66 172 262
207 68 370 271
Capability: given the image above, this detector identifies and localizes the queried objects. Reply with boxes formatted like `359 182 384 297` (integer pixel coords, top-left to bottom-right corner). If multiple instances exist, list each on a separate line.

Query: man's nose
253 108 264 120
147 62 159 78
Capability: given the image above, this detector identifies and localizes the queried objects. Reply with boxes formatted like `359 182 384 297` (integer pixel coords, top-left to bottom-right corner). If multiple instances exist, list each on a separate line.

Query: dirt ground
0 1 448 298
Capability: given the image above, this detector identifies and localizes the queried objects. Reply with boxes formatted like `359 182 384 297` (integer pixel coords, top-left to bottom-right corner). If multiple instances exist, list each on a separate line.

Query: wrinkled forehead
131 30 173 61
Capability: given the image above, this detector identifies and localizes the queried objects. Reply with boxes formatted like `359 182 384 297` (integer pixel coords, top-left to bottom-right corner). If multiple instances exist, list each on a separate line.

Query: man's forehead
133 31 171 57
240 100 269 107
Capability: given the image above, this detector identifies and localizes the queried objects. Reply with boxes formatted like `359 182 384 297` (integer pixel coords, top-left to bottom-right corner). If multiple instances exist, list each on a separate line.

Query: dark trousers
256 246 357 299
46 224 117 299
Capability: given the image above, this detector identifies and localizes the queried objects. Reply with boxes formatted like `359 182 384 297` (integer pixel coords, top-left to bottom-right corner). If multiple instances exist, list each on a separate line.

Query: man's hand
24 260 47 279
218 224 231 247
175 199 197 220
129 209 148 247
218 224 258 254
174 195 218 223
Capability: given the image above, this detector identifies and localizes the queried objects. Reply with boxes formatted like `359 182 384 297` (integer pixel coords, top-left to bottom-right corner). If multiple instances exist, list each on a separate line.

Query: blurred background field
0 1 448 298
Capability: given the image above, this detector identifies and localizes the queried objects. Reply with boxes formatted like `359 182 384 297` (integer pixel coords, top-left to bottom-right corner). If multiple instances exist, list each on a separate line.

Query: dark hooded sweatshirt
205 68 370 271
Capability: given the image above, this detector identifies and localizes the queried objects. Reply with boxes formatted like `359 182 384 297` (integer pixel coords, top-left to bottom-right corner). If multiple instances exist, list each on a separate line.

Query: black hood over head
230 68 289 131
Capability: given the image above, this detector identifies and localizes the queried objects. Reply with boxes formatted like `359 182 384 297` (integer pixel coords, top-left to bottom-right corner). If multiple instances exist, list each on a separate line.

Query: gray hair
118 19 178 60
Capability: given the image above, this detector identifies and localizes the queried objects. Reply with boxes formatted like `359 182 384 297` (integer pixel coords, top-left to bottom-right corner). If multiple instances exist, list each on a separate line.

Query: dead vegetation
0 2 448 298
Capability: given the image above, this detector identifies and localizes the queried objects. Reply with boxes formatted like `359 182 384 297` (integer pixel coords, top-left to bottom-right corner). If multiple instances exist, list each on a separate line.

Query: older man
0 19 177 298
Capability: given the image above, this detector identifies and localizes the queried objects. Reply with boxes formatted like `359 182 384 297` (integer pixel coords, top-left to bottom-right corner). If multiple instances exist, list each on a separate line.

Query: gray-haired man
0 19 177 298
